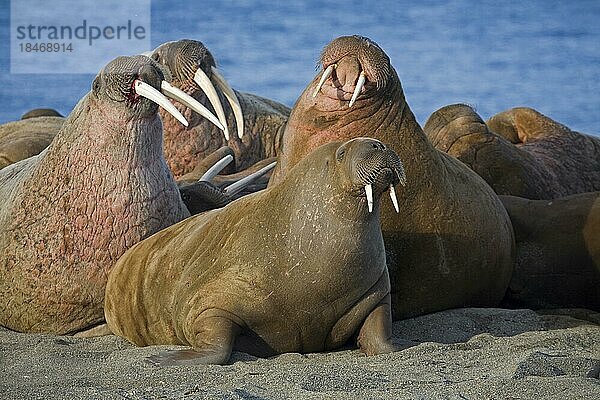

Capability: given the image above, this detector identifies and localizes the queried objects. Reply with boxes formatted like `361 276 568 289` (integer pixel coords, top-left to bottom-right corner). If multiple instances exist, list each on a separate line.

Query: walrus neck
46 94 166 170
378 79 435 155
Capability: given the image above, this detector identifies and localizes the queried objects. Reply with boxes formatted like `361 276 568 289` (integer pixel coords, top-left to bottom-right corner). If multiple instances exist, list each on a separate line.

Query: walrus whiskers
211 67 245 139
194 68 230 140
133 80 188 126
160 81 225 132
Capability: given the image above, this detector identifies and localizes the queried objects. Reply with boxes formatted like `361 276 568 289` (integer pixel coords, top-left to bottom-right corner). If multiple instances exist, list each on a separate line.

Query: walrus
269 35 514 320
424 104 600 199
21 108 64 119
105 138 405 365
0 55 198 335
0 114 63 169
148 39 290 178
500 192 600 310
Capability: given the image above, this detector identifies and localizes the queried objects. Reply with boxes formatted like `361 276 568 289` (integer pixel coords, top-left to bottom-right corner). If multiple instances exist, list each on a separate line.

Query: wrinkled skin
271 36 514 320
151 39 290 178
500 193 600 310
425 104 600 199
106 138 403 365
0 56 190 334
0 111 64 169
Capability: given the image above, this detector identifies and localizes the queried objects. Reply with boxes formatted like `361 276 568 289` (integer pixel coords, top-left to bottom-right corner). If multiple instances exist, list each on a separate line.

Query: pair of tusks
198 154 276 196
133 79 190 127
313 64 366 108
134 78 242 138
135 78 235 132
364 172 407 213
193 66 244 141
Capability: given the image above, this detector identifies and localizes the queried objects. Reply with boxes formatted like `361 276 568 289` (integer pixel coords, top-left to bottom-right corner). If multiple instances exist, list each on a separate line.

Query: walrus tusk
313 64 336 98
160 81 226 132
349 71 366 108
224 161 277 196
198 154 234 182
389 184 399 213
211 67 244 139
194 68 230 141
365 184 373 213
134 80 189 127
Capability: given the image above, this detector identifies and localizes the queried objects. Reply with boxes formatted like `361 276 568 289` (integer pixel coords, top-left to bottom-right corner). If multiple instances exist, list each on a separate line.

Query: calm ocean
1 0 598 135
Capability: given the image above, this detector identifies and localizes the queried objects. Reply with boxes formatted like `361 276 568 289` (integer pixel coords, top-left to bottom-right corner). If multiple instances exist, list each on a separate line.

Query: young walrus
105 138 406 366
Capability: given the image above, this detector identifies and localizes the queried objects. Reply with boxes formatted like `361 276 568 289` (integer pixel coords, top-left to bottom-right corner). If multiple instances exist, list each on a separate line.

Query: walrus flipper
147 348 230 367
179 181 232 215
147 315 241 366
357 294 397 356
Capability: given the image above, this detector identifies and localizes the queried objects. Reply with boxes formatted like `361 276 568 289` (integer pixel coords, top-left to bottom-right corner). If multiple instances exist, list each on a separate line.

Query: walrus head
333 138 406 213
150 39 244 140
91 55 192 126
270 36 412 184
424 104 490 153
314 35 394 106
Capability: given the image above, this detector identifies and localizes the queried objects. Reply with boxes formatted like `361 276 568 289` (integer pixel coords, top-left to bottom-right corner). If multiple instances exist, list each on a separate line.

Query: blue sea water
0 0 599 135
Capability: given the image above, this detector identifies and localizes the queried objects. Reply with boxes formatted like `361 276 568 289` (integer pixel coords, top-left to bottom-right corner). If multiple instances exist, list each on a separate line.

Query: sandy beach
2 307 599 399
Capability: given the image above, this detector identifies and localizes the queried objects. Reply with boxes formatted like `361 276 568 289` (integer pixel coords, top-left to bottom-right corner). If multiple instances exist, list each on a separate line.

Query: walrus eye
336 148 346 162
92 77 101 93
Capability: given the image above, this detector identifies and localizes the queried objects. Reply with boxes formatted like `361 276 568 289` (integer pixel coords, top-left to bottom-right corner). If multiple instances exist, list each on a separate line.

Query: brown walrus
0 55 195 335
424 104 600 199
269 35 514 320
149 39 290 178
0 113 63 169
20 108 64 119
105 138 406 365
500 192 600 310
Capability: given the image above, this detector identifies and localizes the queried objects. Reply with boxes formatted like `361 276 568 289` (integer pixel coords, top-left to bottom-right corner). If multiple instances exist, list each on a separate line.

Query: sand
1 307 599 399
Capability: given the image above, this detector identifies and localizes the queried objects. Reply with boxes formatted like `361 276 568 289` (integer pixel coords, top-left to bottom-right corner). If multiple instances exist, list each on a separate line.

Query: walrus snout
313 36 392 105
337 138 406 213
152 39 216 83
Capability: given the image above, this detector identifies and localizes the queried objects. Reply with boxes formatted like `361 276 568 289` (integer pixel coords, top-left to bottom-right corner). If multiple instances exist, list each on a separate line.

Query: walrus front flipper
147 316 241 366
73 323 112 338
147 348 229 366
179 181 232 215
357 294 397 356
